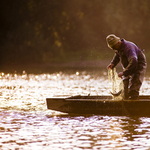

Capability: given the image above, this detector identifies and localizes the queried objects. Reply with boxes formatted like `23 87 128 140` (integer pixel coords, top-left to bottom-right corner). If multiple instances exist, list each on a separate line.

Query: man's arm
123 56 138 76
110 53 120 68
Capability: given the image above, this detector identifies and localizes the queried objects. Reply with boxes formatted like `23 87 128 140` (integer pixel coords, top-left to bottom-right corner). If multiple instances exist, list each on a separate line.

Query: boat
46 95 150 116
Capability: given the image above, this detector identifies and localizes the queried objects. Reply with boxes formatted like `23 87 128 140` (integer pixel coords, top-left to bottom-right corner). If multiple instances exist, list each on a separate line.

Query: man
106 34 147 100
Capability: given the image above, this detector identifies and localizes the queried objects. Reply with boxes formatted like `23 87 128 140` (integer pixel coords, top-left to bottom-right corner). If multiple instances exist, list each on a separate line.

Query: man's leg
129 69 146 100
123 77 129 99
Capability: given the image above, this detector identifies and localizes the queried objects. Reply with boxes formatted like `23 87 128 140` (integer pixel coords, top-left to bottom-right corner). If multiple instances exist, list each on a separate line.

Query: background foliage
0 0 150 66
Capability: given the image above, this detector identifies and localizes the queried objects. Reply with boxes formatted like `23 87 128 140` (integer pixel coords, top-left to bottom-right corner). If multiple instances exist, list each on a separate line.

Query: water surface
0 70 150 149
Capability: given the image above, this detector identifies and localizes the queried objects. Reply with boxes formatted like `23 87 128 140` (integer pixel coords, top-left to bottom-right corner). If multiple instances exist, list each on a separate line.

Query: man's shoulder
122 39 138 51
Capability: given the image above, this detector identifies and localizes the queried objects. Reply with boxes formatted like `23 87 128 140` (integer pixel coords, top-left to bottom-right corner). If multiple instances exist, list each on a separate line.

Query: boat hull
46 95 150 116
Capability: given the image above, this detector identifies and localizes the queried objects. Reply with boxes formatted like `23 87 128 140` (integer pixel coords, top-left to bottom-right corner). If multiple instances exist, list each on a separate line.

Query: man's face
111 41 121 51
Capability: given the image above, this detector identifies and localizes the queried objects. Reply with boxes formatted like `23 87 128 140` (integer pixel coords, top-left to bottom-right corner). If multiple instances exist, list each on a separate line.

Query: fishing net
108 68 124 100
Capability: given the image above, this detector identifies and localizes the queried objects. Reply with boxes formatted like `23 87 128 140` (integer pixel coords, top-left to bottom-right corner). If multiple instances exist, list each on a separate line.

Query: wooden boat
46 95 150 116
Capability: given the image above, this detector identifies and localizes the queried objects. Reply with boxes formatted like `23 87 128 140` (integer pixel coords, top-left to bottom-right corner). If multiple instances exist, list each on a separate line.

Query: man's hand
107 63 114 69
118 72 123 78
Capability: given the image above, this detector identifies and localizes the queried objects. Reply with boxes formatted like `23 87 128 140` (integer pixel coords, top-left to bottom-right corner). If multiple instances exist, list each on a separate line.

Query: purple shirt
111 39 147 77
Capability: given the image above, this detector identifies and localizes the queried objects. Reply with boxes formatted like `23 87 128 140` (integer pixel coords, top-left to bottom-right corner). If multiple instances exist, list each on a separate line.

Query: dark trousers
124 66 146 99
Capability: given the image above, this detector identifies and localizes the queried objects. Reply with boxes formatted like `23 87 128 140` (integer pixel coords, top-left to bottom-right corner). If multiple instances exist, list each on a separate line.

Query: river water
0 69 150 150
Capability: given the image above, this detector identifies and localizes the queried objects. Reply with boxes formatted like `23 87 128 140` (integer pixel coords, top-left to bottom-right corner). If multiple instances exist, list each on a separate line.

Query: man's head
106 34 122 50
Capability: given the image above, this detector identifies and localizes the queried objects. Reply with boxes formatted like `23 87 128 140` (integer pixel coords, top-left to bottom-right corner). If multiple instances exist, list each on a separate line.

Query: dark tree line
0 0 150 66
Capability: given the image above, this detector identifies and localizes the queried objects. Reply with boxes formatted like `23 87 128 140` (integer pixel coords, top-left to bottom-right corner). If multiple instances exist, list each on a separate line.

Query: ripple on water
0 71 150 149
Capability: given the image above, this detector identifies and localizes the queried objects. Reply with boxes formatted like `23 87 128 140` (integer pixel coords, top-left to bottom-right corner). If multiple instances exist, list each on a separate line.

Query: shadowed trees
0 0 150 66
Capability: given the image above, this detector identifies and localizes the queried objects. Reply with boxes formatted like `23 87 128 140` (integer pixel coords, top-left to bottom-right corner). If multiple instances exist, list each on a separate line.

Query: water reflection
0 71 112 112
121 117 150 142
44 115 150 149
0 70 150 149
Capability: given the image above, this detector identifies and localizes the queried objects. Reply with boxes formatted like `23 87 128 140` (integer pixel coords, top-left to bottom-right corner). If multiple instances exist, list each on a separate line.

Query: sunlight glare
47 74 51 79
35 75 38 79
76 72 79 76
53 76 57 79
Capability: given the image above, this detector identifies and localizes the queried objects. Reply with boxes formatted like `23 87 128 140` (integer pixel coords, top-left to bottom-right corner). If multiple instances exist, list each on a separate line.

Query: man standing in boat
106 34 147 100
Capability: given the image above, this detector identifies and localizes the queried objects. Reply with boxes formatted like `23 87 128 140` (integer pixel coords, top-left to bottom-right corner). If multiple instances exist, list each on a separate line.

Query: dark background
0 0 150 72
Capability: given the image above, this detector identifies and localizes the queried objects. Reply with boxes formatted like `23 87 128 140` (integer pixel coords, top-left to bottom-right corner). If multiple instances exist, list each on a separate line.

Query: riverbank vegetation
1 0 150 67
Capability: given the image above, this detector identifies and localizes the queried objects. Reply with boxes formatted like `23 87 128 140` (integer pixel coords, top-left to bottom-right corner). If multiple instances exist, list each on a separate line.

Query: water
0 70 150 149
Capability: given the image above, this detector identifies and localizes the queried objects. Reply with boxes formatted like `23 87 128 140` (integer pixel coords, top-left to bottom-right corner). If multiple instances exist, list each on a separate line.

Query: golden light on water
0 70 149 107
76 72 79 75
35 75 38 79
57 73 60 77
0 70 114 112
47 74 51 79
0 70 150 149
22 75 25 78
